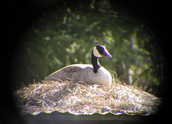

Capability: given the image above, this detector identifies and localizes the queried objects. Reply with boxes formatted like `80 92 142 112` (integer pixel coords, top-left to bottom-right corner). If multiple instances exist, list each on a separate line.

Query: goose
44 45 112 86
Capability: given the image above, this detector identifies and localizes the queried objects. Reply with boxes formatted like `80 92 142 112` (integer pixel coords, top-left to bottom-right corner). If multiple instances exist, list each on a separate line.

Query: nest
15 80 161 116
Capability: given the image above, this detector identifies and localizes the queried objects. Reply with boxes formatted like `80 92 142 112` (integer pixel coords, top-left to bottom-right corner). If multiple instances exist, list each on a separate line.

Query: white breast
73 66 112 86
89 67 112 86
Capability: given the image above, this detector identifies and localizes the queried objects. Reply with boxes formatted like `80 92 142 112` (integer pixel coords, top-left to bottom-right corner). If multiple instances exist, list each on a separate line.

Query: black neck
91 50 100 73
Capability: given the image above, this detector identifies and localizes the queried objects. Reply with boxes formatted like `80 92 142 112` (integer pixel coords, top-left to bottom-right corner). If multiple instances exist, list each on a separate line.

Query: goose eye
96 45 104 55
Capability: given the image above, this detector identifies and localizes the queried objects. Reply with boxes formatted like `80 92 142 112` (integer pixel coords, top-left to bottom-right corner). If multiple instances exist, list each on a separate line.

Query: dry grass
15 80 161 116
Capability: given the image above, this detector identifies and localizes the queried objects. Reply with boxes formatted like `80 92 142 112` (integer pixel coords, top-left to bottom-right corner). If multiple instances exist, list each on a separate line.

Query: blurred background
10 0 166 96
5 0 169 124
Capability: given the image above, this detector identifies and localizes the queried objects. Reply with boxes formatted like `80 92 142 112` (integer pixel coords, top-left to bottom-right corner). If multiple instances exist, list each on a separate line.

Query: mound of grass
15 80 161 116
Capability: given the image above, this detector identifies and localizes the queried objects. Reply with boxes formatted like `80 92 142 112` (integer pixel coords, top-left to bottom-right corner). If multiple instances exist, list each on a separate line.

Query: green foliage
12 0 164 95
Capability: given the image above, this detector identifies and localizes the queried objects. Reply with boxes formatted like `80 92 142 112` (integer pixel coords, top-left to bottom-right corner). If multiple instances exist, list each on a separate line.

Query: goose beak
106 54 112 58
104 49 112 58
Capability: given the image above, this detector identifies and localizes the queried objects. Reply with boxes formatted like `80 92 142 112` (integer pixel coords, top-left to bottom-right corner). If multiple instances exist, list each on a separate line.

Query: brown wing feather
44 64 84 81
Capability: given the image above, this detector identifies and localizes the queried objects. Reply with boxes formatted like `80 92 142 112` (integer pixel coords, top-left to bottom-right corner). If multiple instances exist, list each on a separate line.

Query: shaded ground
15 80 161 116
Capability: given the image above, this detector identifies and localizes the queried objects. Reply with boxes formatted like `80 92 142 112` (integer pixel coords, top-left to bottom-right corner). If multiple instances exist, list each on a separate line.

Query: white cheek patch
93 47 102 57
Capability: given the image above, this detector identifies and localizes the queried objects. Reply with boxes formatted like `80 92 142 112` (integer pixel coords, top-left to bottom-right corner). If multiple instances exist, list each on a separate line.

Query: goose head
92 45 112 73
93 45 112 58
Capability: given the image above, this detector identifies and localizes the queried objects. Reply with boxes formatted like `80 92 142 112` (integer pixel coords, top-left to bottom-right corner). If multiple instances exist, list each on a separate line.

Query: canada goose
44 45 112 86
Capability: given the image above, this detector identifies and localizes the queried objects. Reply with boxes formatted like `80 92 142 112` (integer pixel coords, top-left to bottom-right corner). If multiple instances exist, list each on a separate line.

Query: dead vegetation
15 80 161 116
